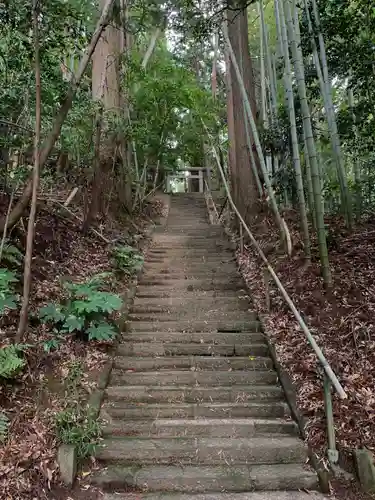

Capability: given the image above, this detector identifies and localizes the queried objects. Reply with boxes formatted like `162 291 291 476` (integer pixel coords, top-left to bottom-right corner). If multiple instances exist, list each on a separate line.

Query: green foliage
55 406 101 459
0 241 23 268
0 268 19 315
0 344 29 379
111 245 144 275
0 412 10 443
38 275 122 343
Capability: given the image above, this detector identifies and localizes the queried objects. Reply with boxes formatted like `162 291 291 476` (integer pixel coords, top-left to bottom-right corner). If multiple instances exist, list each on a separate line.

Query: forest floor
0 191 168 500
234 206 375 498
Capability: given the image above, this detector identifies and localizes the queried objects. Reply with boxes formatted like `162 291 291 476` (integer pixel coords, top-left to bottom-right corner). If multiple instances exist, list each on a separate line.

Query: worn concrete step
91 463 318 492
102 417 298 438
135 288 247 299
120 331 265 345
109 370 277 387
103 402 289 420
117 342 268 358
141 266 240 275
103 493 325 500
96 436 307 465
113 356 272 371
105 385 283 404
137 279 244 290
128 312 255 323
132 297 251 310
145 253 235 260
140 272 242 281
145 256 236 263
127 320 262 333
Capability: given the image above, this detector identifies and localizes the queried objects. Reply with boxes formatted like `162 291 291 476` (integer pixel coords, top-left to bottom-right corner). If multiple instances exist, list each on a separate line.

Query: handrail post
323 373 338 465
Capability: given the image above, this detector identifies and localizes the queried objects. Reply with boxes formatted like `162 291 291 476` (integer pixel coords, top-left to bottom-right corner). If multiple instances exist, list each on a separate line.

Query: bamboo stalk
204 124 346 399
277 0 311 259
283 0 331 286
309 0 352 228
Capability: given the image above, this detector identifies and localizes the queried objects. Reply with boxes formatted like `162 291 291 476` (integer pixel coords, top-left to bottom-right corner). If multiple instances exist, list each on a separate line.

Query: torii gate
166 166 209 193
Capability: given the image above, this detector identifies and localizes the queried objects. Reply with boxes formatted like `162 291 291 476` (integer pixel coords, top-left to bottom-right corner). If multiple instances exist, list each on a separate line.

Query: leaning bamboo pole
203 121 346 400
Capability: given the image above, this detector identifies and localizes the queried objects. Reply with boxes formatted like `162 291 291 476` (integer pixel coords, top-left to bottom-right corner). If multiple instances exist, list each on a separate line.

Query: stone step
140 272 242 280
127 320 262 333
145 256 236 263
141 266 240 275
120 331 265 345
117 343 269 358
128 312 256 323
91 463 318 492
137 280 244 290
131 297 251 310
105 385 283 404
96 436 307 465
103 492 325 500
102 417 298 438
109 370 277 387
113 356 273 371
145 252 235 259
103 402 289 420
148 244 233 251
135 289 247 299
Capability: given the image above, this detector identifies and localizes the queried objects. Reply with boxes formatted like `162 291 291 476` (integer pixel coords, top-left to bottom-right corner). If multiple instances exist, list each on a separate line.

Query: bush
39 274 123 346
111 245 144 275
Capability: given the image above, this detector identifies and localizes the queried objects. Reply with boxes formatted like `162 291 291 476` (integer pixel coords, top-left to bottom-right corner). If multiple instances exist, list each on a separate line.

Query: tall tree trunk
226 1 261 224
283 0 331 286
16 0 41 342
83 110 103 231
223 20 286 243
277 0 310 258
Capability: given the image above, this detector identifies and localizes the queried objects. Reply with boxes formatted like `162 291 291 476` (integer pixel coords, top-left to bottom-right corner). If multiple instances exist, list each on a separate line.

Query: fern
1 241 23 268
0 412 9 443
0 268 19 315
111 245 144 275
0 344 29 378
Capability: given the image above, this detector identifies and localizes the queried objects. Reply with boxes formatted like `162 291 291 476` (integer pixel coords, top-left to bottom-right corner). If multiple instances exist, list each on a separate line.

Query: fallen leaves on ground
235 208 375 468
0 193 165 499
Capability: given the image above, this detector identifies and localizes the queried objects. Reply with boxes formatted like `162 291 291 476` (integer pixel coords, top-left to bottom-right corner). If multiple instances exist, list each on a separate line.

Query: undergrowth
38 273 123 350
111 244 144 276
54 361 101 460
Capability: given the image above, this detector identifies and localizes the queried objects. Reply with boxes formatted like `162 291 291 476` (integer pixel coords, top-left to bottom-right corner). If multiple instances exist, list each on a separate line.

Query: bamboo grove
220 0 375 288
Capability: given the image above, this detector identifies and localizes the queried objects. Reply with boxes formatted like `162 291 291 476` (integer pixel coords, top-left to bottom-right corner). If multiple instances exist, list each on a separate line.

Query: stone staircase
92 193 326 499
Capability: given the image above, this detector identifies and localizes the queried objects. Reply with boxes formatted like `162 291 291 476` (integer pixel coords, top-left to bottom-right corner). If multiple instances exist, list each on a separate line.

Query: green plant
39 275 122 343
111 245 144 275
55 406 101 459
0 241 23 268
0 412 9 443
65 361 84 394
0 344 29 378
0 268 19 314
